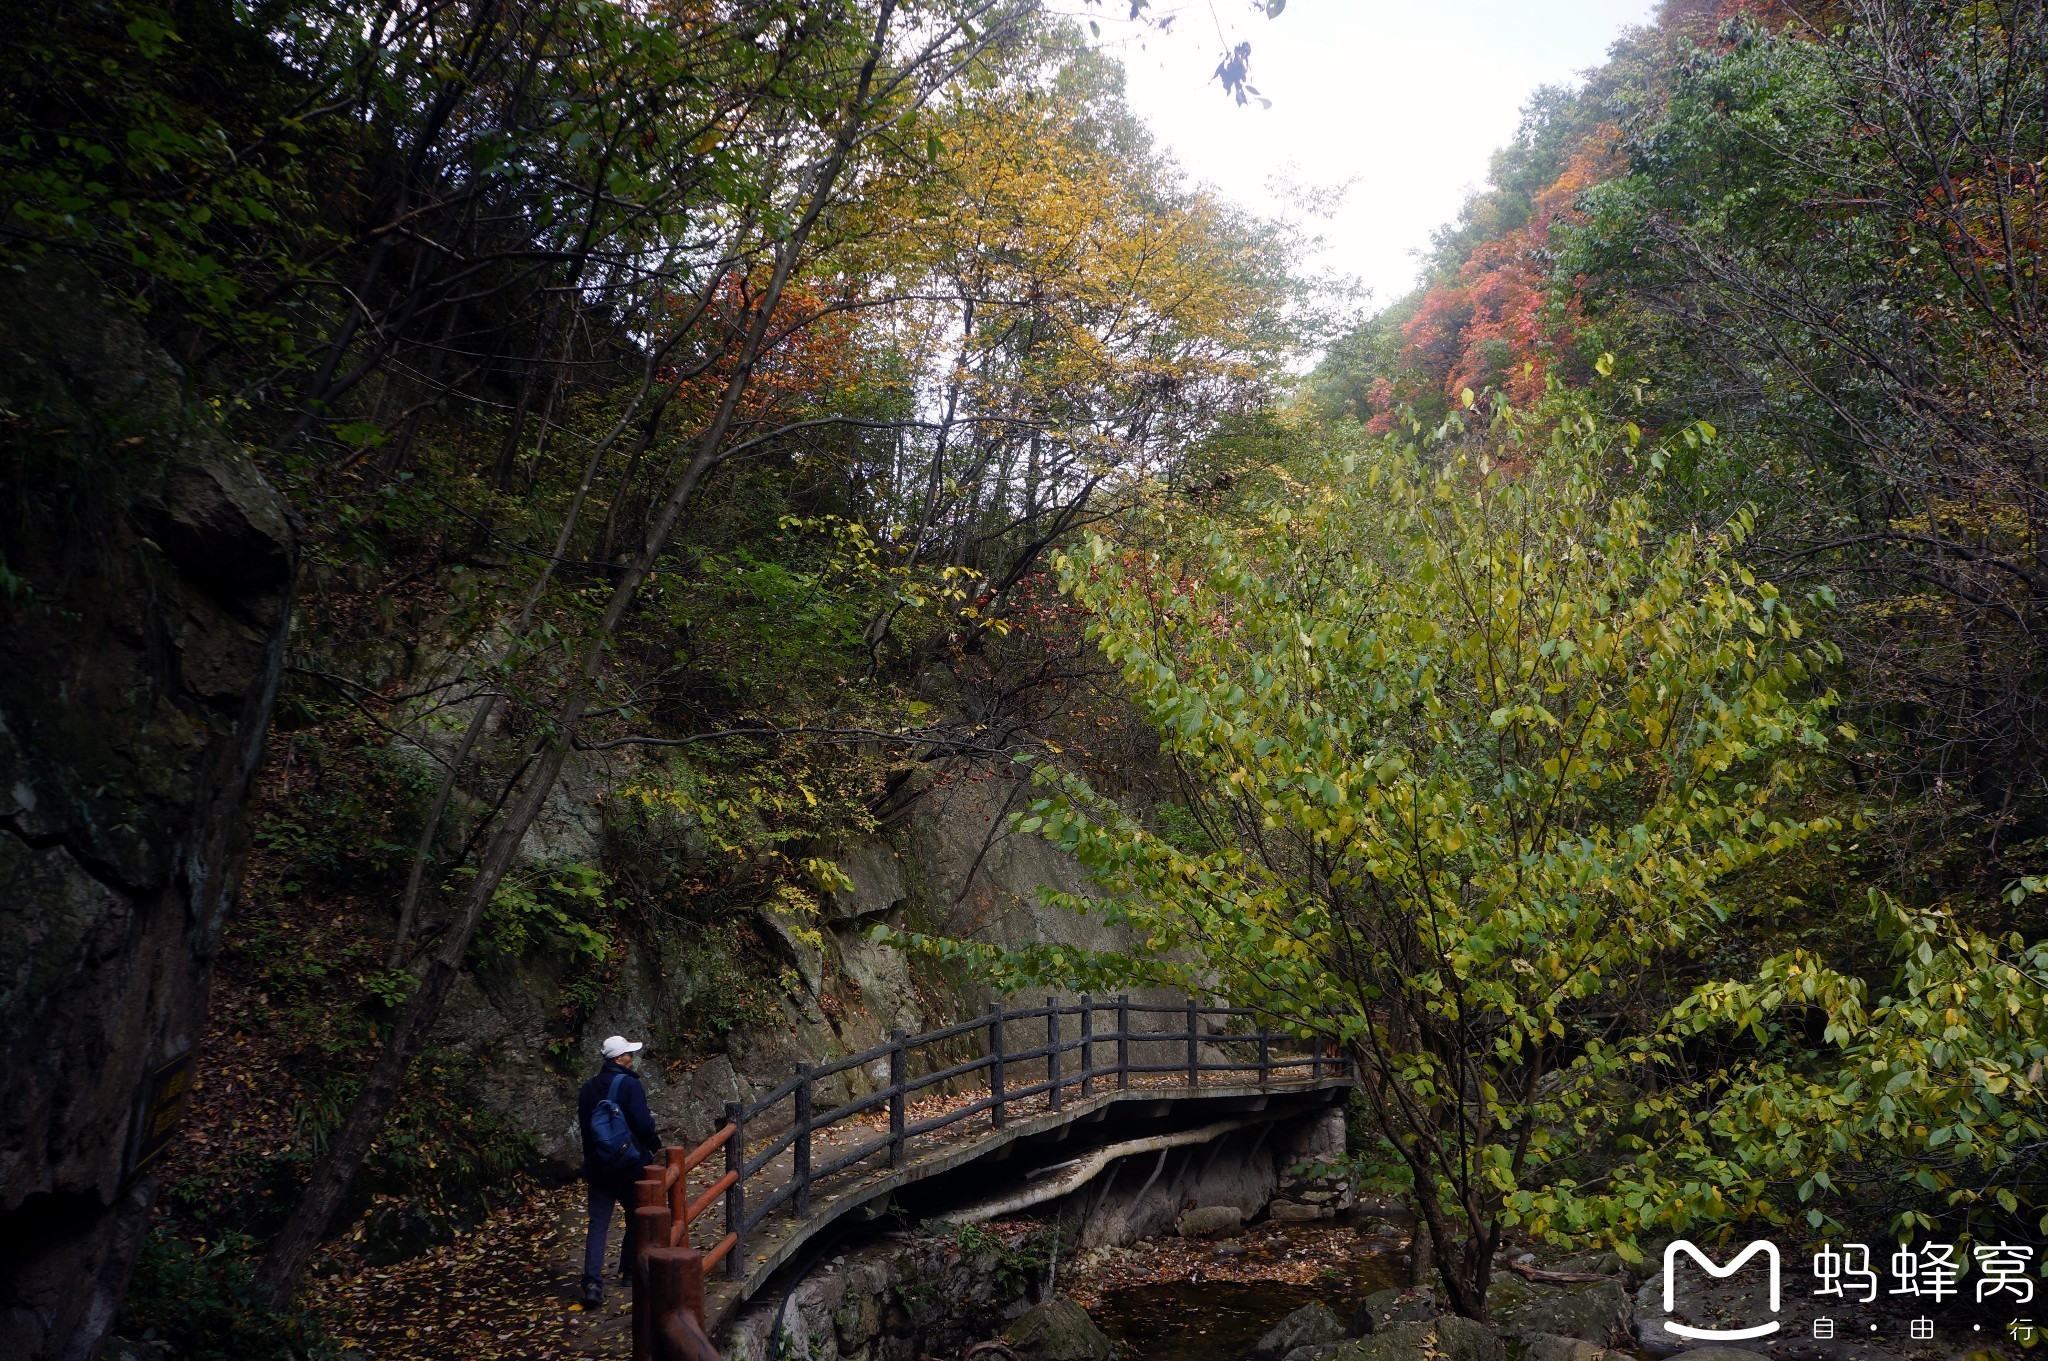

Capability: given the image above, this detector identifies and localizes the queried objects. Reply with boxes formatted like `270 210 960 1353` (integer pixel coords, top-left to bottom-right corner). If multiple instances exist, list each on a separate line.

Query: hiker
578 1034 660 1306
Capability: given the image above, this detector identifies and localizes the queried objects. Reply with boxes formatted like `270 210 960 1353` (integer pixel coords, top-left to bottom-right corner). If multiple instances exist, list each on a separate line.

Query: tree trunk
1408 1213 1434 1289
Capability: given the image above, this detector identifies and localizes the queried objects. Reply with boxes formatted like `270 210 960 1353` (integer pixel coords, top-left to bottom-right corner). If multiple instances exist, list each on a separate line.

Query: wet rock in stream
1354 1288 1440 1334
1254 1302 1347 1358
1005 1298 1115 1361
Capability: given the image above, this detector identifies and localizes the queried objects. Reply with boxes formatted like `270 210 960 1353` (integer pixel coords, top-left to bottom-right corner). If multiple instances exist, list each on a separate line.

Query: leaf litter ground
306 1177 629 1359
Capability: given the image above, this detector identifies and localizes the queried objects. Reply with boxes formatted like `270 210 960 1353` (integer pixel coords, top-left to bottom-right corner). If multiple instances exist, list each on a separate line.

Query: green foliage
943 1222 1061 1304
365 1082 537 1208
0 0 327 351
262 1050 539 1219
1549 2 2048 876
120 1230 337 1361
1426 82 1603 277
663 919 789 1050
1151 801 1218 856
650 514 898 704
948 393 1844 1312
473 861 616 963
226 906 383 1060
1671 890 2048 1237
620 752 877 897
1292 2 2048 1263
251 726 433 896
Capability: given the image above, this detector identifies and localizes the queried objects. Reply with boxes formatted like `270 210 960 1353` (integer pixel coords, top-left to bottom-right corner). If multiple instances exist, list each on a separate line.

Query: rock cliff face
429 759 1183 1170
0 273 295 1360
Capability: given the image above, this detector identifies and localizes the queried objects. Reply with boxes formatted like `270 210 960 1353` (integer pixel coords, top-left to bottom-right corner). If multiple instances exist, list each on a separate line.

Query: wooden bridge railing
629 994 1346 1361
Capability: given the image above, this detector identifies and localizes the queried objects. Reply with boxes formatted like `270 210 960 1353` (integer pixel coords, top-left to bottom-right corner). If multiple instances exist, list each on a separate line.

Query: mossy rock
1354 1289 1439 1335
1004 1297 1113 1361
1330 1316 1503 1361
1257 1303 1347 1358
1495 1281 1629 1343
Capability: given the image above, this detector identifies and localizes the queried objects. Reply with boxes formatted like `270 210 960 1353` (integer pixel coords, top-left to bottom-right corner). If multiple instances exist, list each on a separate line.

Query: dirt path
305 1180 631 1359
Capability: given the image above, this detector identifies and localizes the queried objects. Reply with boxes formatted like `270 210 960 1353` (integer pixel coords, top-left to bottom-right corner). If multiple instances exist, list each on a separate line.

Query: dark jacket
578 1059 660 1180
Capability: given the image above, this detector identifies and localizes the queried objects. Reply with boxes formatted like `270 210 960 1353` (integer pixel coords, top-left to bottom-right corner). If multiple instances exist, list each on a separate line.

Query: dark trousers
583 1172 639 1282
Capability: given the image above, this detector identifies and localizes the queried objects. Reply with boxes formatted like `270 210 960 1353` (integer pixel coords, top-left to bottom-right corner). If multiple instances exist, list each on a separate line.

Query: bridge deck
687 1069 1353 1335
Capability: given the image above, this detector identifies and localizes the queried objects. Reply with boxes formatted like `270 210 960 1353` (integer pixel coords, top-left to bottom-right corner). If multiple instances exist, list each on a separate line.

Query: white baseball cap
601 1035 644 1059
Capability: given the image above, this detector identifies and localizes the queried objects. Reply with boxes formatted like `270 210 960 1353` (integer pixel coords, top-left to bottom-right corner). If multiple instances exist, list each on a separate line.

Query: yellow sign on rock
130 1050 193 1175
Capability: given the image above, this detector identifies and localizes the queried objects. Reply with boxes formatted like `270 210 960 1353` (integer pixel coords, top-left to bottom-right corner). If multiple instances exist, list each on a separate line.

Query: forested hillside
1310 0 2048 885
0 1 1313 1353
2 1 2043 1359
1255 0 2048 1309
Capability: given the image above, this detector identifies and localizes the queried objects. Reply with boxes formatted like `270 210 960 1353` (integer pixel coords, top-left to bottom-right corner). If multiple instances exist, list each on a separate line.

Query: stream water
1087 1217 1410 1361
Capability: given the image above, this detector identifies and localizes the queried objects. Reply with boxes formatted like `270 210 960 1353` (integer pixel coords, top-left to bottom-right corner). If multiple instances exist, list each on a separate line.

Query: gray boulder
1482 1278 1542 1315
1520 1333 1606 1361
1179 1204 1245 1238
1353 1288 1438 1334
1284 1346 1353 1361
1004 1298 1114 1361
1636 1258 1829 1357
1256 1303 1347 1358
1496 1280 1630 1343
1330 1316 1503 1361
1553 1252 1623 1276
1666 1350 1767 1361
1634 1274 1679 1356
1433 1317 1507 1361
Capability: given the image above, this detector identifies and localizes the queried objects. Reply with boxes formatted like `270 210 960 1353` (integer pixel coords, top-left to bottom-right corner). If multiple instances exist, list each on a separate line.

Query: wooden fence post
989 1004 1006 1130
1046 996 1062 1112
643 1243 711 1360
665 1145 687 1240
643 1242 698 1326
1079 996 1094 1098
631 1200 671 1361
675 1244 707 1330
1116 994 1130 1090
722 1101 746 1281
1258 1027 1271 1085
793 1065 813 1218
888 1029 907 1169
1186 998 1199 1089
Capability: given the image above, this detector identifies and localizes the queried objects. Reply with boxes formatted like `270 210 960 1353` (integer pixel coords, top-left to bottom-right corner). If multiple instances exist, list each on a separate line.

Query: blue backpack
590 1073 645 1176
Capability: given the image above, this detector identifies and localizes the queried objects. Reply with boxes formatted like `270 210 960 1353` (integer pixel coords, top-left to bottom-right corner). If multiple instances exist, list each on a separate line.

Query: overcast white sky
1069 1 1656 310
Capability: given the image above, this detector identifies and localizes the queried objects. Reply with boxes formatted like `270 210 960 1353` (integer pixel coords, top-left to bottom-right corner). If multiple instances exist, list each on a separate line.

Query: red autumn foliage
1361 134 1619 435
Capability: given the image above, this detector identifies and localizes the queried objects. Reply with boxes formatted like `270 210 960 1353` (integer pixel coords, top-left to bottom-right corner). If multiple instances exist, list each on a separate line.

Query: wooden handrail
679 1122 734 1174
627 995 1354 1358
700 1231 737 1271
686 1170 737 1224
